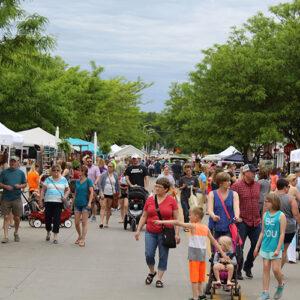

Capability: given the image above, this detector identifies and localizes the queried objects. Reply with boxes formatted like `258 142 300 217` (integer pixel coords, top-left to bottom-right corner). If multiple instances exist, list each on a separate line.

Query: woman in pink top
135 177 180 288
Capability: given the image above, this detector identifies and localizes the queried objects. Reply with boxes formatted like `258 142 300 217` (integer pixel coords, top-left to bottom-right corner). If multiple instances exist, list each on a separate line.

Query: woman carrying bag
135 177 180 288
207 172 241 239
99 162 120 228
40 164 70 244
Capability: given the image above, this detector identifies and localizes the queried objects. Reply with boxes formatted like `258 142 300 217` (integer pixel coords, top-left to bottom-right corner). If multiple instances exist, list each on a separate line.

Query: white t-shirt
103 174 116 195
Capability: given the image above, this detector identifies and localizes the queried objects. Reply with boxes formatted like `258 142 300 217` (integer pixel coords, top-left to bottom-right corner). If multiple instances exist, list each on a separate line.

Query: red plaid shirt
231 179 261 227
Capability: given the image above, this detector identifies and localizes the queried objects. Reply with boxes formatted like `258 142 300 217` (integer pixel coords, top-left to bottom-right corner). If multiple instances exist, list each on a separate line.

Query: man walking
124 154 148 188
276 178 300 267
231 164 261 279
0 156 26 243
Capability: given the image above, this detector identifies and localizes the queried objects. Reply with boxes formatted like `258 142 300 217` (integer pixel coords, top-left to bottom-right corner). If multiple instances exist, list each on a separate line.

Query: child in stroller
213 236 237 288
206 234 241 299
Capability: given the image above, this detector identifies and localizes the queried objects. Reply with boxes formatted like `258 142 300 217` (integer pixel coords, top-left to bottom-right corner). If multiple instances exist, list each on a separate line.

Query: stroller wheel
64 220 72 228
130 219 136 232
124 215 128 230
33 219 42 228
29 219 35 227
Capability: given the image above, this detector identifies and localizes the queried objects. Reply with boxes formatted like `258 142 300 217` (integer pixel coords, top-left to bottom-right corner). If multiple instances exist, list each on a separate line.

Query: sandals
156 280 164 288
145 272 157 285
213 281 221 289
74 239 80 245
79 240 85 247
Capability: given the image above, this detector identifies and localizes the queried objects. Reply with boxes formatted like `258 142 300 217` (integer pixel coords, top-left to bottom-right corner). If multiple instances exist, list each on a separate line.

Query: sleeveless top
261 211 284 252
278 193 296 233
208 190 234 232
188 223 208 261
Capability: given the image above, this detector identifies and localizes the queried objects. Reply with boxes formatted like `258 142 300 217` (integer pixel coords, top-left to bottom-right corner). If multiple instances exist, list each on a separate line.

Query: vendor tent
223 152 244 162
202 146 241 162
113 145 146 159
290 149 300 163
0 122 24 146
110 144 123 155
66 138 100 154
18 127 60 149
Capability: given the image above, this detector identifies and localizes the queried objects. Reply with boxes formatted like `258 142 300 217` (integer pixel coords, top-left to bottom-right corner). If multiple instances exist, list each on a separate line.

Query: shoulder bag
49 178 69 209
217 191 242 246
155 195 176 249
108 174 119 209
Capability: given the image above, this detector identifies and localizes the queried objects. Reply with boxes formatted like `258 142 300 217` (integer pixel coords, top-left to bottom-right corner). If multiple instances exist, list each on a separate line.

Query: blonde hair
286 174 297 183
218 236 233 252
190 207 204 220
265 192 281 211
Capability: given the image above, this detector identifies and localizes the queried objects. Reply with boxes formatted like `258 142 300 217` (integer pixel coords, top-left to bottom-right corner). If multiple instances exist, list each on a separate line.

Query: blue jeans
181 200 190 223
145 231 169 271
237 222 261 273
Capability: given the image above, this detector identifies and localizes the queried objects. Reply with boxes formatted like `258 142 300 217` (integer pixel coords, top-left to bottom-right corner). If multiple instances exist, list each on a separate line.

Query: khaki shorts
1 198 23 217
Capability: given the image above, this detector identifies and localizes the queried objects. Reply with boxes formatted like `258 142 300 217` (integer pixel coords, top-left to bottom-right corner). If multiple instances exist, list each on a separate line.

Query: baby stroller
205 231 242 299
124 186 148 232
21 191 40 220
28 206 72 229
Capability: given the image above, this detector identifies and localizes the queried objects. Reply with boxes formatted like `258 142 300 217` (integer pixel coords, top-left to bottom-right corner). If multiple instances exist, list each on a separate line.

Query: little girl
213 235 237 288
155 207 228 300
254 193 286 300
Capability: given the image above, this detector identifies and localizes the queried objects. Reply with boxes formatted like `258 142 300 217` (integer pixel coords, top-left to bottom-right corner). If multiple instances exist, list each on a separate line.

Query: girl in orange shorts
155 207 227 300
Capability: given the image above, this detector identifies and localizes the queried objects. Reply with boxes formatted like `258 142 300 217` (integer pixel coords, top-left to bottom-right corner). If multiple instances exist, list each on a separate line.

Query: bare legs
191 283 203 299
74 211 89 245
100 198 113 226
213 263 234 285
119 198 128 222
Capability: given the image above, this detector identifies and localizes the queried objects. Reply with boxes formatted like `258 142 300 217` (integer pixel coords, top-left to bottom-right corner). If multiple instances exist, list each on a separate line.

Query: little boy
155 207 228 300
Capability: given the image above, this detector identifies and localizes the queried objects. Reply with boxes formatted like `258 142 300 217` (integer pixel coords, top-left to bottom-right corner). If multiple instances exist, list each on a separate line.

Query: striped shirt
188 223 209 261
44 176 69 203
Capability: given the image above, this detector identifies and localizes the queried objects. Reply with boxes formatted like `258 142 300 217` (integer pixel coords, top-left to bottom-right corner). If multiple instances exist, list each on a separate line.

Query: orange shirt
27 170 40 191
270 174 278 191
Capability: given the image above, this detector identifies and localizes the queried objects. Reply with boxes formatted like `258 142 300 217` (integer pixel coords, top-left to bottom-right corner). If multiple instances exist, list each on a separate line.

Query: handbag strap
216 190 231 221
154 195 163 221
107 174 115 193
49 178 64 199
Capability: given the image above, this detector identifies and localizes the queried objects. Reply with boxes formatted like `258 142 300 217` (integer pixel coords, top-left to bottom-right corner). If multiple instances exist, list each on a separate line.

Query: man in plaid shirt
231 164 261 280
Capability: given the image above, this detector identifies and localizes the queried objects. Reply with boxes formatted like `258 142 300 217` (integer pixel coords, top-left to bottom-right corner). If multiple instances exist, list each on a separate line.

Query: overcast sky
23 0 286 112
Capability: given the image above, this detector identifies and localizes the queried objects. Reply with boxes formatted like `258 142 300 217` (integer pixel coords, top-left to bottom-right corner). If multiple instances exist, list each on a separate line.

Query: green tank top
261 211 283 253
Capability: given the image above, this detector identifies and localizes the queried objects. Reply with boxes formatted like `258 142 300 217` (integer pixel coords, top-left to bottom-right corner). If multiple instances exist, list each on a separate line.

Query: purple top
87 165 100 184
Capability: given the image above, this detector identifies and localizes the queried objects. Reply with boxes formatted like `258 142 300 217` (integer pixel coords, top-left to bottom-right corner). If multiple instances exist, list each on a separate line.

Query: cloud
23 0 287 111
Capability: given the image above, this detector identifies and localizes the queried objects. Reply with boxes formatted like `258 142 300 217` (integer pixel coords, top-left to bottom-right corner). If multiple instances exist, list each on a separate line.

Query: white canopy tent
0 122 24 147
113 145 146 159
290 149 300 163
18 127 61 149
110 144 123 155
202 146 241 162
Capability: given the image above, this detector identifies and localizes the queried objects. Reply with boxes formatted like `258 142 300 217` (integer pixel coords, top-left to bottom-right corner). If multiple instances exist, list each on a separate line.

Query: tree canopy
0 0 149 148
161 0 300 156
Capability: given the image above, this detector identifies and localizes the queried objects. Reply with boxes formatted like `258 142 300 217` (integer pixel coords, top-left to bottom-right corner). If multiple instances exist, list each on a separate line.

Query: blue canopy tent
66 138 101 155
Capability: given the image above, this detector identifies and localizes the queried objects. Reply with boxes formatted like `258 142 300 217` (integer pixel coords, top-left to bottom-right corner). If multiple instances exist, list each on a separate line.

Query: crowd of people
0 153 300 300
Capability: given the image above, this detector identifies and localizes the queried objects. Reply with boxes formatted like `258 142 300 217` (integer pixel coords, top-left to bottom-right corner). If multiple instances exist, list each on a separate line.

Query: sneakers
199 295 207 300
257 291 270 300
237 272 244 280
14 232 20 242
273 284 284 299
1 237 9 243
90 216 96 222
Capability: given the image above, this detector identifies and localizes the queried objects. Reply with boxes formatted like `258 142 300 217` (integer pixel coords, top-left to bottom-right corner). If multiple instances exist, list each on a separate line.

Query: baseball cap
10 156 20 161
131 153 140 159
243 164 257 173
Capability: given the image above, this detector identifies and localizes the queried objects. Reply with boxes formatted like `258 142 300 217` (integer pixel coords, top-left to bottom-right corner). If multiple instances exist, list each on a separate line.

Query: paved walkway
0 209 299 299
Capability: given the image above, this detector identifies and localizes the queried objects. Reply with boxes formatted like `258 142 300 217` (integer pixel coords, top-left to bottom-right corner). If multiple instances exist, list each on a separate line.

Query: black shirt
124 165 148 187
179 175 199 202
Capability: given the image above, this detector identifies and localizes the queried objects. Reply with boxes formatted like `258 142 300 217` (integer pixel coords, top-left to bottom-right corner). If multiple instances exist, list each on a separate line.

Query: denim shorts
74 206 90 213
